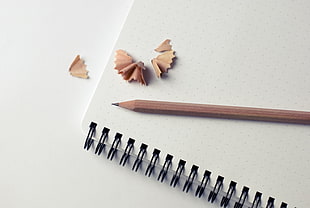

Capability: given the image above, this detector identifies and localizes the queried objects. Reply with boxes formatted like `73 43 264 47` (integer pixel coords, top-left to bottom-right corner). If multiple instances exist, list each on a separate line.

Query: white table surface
0 1 135 207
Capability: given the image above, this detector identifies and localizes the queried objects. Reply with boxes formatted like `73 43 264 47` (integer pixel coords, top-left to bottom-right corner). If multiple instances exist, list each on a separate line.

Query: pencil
112 99 310 125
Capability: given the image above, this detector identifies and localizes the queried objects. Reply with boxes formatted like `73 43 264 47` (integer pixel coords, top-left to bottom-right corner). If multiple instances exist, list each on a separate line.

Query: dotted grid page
82 0 310 207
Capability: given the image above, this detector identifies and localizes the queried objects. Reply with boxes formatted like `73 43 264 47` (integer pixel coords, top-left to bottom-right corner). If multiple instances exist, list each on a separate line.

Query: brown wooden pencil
112 99 310 125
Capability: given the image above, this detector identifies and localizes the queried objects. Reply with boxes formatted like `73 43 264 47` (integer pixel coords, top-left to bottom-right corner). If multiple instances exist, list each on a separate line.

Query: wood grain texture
115 100 310 124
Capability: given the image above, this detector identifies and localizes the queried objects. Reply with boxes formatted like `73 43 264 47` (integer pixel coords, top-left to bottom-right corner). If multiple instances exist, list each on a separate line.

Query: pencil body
114 100 310 125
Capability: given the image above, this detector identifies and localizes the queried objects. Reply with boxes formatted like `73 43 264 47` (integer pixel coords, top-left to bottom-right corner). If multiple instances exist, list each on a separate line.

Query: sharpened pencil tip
112 103 119 106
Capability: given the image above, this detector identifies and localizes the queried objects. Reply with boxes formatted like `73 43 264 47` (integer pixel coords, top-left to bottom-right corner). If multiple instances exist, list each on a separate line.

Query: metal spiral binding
95 127 110 155
208 175 224 203
183 165 199 193
220 181 236 207
157 154 173 182
84 122 96 150
132 143 148 172
266 197 275 208
145 149 161 177
234 186 249 208
251 192 262 208
107 132 122 160
170 159 186 187
119 138 135 166
280 202 287 208
84 122 289 208
195 170 211 198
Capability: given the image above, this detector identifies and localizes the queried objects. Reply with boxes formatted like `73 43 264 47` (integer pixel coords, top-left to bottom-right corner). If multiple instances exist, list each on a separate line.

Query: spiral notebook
81 0 310 207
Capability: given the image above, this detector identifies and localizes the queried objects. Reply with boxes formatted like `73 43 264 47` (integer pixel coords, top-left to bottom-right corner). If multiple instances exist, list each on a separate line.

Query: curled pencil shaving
69 55 89 79
119 62 146 85
114 49 146 85
151 50 175 78
114 49 133 72
154 39 172 52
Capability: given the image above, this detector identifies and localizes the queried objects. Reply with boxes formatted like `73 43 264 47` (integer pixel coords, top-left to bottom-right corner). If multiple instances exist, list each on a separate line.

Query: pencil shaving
114 49 133 72
154 39 172 52
151 50 175 77
114 50 146 85
69 55 89 79
119 62 146 85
